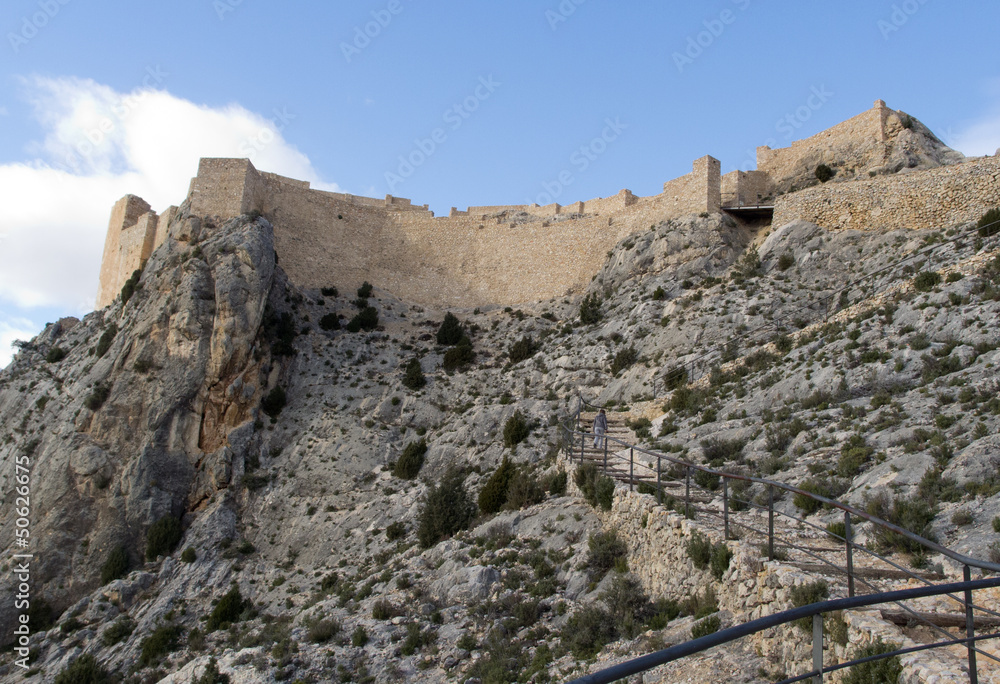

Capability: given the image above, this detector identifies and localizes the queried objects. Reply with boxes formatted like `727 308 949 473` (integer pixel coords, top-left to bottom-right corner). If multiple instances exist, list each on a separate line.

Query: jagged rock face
0 214 275 635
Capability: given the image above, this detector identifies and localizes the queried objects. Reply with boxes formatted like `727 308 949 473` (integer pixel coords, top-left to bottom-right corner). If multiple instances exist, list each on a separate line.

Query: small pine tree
357 281 374 298
101 544 130 585
579 293 602 324
436 312 465 345
54 654 112 684
502 411 532 448
146 515 182 560
478 457 515 514
402 358 426 390
393 439 427 480
206 586 249 631
261 386 287 417
319 313 340 331
442 336 475 370
417 468 477 548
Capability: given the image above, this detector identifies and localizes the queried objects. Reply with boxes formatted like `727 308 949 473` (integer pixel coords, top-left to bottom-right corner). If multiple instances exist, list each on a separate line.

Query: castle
96 100 1000 309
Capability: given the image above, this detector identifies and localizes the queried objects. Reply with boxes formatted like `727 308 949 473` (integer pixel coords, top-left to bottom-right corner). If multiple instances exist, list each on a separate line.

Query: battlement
96 100 985 310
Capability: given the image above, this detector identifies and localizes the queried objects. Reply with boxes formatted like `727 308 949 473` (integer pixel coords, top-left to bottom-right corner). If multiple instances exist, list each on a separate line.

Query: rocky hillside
1 200 1000 683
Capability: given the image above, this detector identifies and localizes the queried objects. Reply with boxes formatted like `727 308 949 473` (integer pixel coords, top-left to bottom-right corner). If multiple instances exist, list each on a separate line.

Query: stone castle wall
96 100 993 310
773 155 1000 232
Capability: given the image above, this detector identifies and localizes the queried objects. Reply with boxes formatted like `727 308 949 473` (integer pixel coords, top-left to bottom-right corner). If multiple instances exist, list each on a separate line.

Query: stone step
879 609 1000 630
787 562 946 583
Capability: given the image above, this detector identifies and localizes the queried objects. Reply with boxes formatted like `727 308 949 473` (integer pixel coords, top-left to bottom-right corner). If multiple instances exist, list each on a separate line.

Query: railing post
768 485 775 561
844 511 855 598
812 614 824 684
656 455 662 505
629 447 634 492
603 435 608 475
580 432 585 465
685 466 691 519
723 477 730 541
965 564 979 684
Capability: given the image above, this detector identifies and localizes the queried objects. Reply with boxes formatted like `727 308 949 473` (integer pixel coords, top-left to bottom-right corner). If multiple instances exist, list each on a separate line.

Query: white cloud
0 76 341 319
951 111 1000 158
0 316 40 370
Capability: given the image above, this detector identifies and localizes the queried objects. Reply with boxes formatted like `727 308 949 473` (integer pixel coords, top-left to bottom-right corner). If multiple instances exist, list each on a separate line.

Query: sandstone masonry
96 100 996 310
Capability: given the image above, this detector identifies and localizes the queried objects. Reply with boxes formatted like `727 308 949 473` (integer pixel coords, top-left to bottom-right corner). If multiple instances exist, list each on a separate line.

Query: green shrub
206 586 250 631
46 346 68 363
146 515 182 560
357 281 373 298
777 252 795 271
100 544 130 585
866 491 936 553
139 624 183 666
85 383 111 411
977 208 1000 237
686 531 712 569
385 521 406 541
842 638 902 684
502 411 532 448
826 521 847 541
120 269 141 305
442 336 475 370
793 479 831 515
436 312 465 345
402 357 426 390
351 625 369 647
914 270 942 292
837 434 874 477
266 311 297 356
307 618 340 643
693 468 720 491
346 306 378 332
691 614 721 639
663 365 688 390
595 475 615 510
261 385 287 417
393 439 427 480
504 469 546 510
586 529 627 581
478 457 515 514
815 164 835 183
610 346 639 375
600 574 651 638
790 580 829 630
181 546 197 563
651 285 666 301
508 336 540 364
701 437 746 465
193 657 230 684
575 463 615 510
562 604 616 658
709 542 733 580
417 468 477 548
546 469 567 496
319 313 340 331
102 616 135 646
321 286 338 297
54 654 113 684
579 292 602 324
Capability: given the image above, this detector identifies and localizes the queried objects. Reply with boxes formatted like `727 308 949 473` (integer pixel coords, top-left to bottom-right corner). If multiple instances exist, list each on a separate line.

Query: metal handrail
566 576 1000 684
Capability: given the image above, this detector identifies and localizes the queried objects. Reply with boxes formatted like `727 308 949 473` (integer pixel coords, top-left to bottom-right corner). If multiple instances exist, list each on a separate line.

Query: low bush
307 618 340 643
385 521 406 541
261 385 287 418
46 346 68 363
562 604 616 657
914 270 942 292
193 657 230 684
181 546 197 563
815 164 835 183
710 542 733 580
865 491 936 553
402 357 426 390
146 515 183 560
102 616 135 646
120 269 142 306
842 638 902 684
357 281 374 298
319 313 340 331
977 208 1000 238
504 469 546 510
393 439 427 480
502 411 532 448
478 457 515 514
701 437 746 465
545 469 567 496
586 529 627 580
206 586 250 631
139 624 183 666
777 252 795 271
417 468 477 548
790 580 829 630
508 336 540 364
610 346 639 375
321 286 338 297
346 306 378 332
85 383 111 411
691 614 722 639
686 532 712 569
837 434 874 478
54 654 112 684
600 574 652 639
442 336 475 370
575 463 615 510
100 544 130 585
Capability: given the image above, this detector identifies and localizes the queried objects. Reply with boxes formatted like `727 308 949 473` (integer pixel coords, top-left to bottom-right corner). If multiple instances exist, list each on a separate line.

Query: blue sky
2 0 1000 367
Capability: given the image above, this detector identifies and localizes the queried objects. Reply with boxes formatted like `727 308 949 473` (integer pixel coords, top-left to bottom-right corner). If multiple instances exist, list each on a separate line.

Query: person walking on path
593 408 608 448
